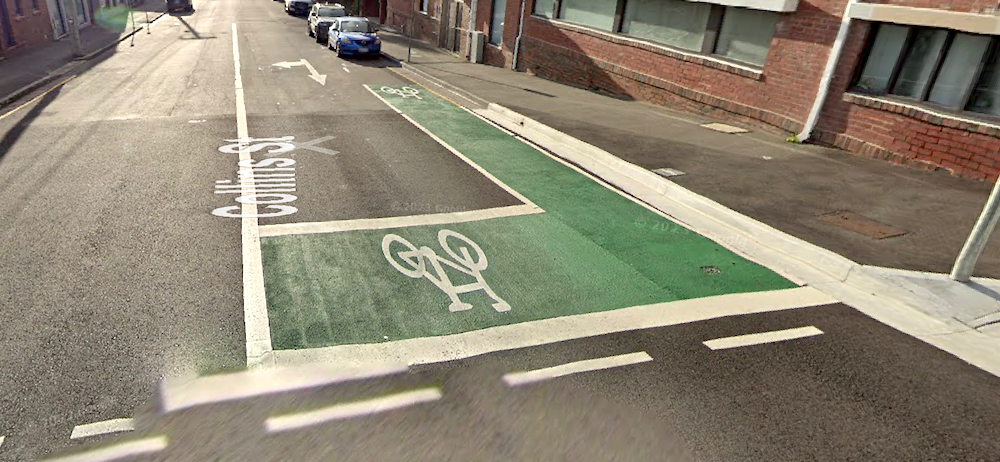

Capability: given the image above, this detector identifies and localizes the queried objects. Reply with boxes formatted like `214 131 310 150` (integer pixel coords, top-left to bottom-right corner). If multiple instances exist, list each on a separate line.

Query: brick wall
505 0 849 134
812 9 1000 182
386 0 441 43
0 0 54 57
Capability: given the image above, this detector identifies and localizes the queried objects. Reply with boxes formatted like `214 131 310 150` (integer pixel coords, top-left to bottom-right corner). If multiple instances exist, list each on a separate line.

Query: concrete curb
0 10 168 110
474 103 1000 377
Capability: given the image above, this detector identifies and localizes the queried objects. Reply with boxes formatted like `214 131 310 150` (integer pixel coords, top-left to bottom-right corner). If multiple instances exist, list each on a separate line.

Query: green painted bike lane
260 85 796 350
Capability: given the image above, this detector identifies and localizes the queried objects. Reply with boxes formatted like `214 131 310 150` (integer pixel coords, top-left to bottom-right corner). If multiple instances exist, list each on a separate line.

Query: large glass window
559 0 616 31
490 0 507 44
891 28 948 98
621 0 711 51
714 7 778 66
928 33 991 107
532 0 554 18
853 24 1000 119
854 25 909 94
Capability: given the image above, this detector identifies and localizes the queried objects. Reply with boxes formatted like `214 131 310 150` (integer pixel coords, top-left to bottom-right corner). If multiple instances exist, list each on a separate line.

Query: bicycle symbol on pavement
381 86 422 100
382 229 510 313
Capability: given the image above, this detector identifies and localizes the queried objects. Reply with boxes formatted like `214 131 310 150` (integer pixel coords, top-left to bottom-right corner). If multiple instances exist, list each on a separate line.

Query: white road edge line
265 387 442 433
40 436 168 462
503 351 652 387
703 326 824 350
362 84 539 209
233 23 274 370
273 286 836 367
69 418 135 439
158 363 408 413
259 204 543 237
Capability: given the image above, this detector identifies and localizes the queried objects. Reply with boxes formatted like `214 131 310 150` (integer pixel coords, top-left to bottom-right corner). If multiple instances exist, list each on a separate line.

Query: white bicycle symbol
380 86 423 100
382 229 510 313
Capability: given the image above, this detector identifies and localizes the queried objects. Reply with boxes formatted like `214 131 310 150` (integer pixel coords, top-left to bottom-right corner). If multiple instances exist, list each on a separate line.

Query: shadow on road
0 85 62 167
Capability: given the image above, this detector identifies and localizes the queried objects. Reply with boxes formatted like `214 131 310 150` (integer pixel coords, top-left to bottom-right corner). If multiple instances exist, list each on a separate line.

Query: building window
532 0 554 18
853 23 1000 118
419 0 428 12
714 6 779 66
489 0 506 44
30 0 37 11
620 0 710 51
545 0 780 68
559 0 615 31
13 0 23 16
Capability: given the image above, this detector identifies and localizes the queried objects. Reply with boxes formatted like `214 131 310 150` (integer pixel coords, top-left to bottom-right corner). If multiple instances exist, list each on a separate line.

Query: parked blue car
326 17 381 58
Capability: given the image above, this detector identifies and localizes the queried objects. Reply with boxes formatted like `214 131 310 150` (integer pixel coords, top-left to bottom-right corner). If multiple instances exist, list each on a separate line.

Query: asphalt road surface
1 0 999 460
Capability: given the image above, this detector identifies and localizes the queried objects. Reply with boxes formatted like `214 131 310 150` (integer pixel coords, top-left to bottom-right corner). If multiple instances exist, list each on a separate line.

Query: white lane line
274 286 836 367
259 204 542 237
40 436 168 462
362 84 538 209
69 418 135 439
0 435 5 449
159 363 407 412
265 388 442 433
342 66 351 73
233 22 274 370
703 326 824 350
503 352 652 387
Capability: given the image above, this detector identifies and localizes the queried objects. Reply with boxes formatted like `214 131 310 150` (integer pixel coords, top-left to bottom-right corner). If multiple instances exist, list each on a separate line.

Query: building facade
0 0 56 57
386 0 1000 182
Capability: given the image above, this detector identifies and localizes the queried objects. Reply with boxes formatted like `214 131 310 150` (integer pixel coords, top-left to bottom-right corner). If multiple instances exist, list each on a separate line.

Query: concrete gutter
0 11 168 110
473 103 1000 377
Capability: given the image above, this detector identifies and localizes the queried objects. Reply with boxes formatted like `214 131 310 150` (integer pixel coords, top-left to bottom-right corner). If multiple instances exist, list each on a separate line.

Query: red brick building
385 0 1000 182
0 0 56 57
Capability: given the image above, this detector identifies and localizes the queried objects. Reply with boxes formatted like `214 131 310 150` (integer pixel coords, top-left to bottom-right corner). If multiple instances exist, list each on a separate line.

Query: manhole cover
653 168 685 178
701 266 722 274
816 211 907 239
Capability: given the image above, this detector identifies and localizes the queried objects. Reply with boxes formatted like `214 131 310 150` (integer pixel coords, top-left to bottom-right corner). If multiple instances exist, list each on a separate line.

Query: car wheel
308 26 314 37
335 43 343 58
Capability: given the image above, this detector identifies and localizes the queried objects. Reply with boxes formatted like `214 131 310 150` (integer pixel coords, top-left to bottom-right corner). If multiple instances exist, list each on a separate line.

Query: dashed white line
264 388 442 433
274 287 835 367
159 363 408 412
503 352 653 387
40 436 168 462
342 66 351 73
703 326 824 350
0 435 5 449
69 418 135 439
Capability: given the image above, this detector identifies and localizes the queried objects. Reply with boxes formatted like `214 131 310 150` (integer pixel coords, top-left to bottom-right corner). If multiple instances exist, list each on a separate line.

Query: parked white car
308 3 347 43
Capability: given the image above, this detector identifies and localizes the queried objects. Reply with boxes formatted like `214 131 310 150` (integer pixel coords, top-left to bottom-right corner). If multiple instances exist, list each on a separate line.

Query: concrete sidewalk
0 1 166 108
376 31 1000 338
377 31 1000 280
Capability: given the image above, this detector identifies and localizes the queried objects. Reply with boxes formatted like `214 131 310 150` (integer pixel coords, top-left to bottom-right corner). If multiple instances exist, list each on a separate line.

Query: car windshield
340 21 373 33
317 7 343 16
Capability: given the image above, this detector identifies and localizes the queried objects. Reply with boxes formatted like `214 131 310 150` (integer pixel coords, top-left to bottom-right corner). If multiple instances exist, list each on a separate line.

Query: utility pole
62 0 83 57
951 179 1000 281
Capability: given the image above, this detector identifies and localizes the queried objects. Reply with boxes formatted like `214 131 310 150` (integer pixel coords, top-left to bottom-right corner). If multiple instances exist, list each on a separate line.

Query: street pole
62 0 83 57
950 179 1000 281
407 0 415 62
146 10 150 34
130 9 136 46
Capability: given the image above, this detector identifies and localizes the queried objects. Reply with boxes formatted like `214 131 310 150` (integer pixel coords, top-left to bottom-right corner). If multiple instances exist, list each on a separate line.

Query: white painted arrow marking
272 59 326 85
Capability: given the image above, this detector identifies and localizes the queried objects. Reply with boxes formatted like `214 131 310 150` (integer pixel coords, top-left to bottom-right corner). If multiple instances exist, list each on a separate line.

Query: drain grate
816 211 907 239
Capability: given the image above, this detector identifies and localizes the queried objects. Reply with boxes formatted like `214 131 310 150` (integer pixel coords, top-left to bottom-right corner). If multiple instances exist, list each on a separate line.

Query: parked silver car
307 3 347 43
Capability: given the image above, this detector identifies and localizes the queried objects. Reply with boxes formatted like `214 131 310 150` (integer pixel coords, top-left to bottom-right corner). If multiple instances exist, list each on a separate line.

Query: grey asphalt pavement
4 0 1000 461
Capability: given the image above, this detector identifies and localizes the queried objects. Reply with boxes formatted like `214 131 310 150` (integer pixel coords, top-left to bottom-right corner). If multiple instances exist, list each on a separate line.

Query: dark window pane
559 0 615 31
714 7 779 66
854 24 909 94
891 28 948 99
928 33 990 108
490 0 507 44
968 47 1000 117
533 0 553 18
620 0 711 51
